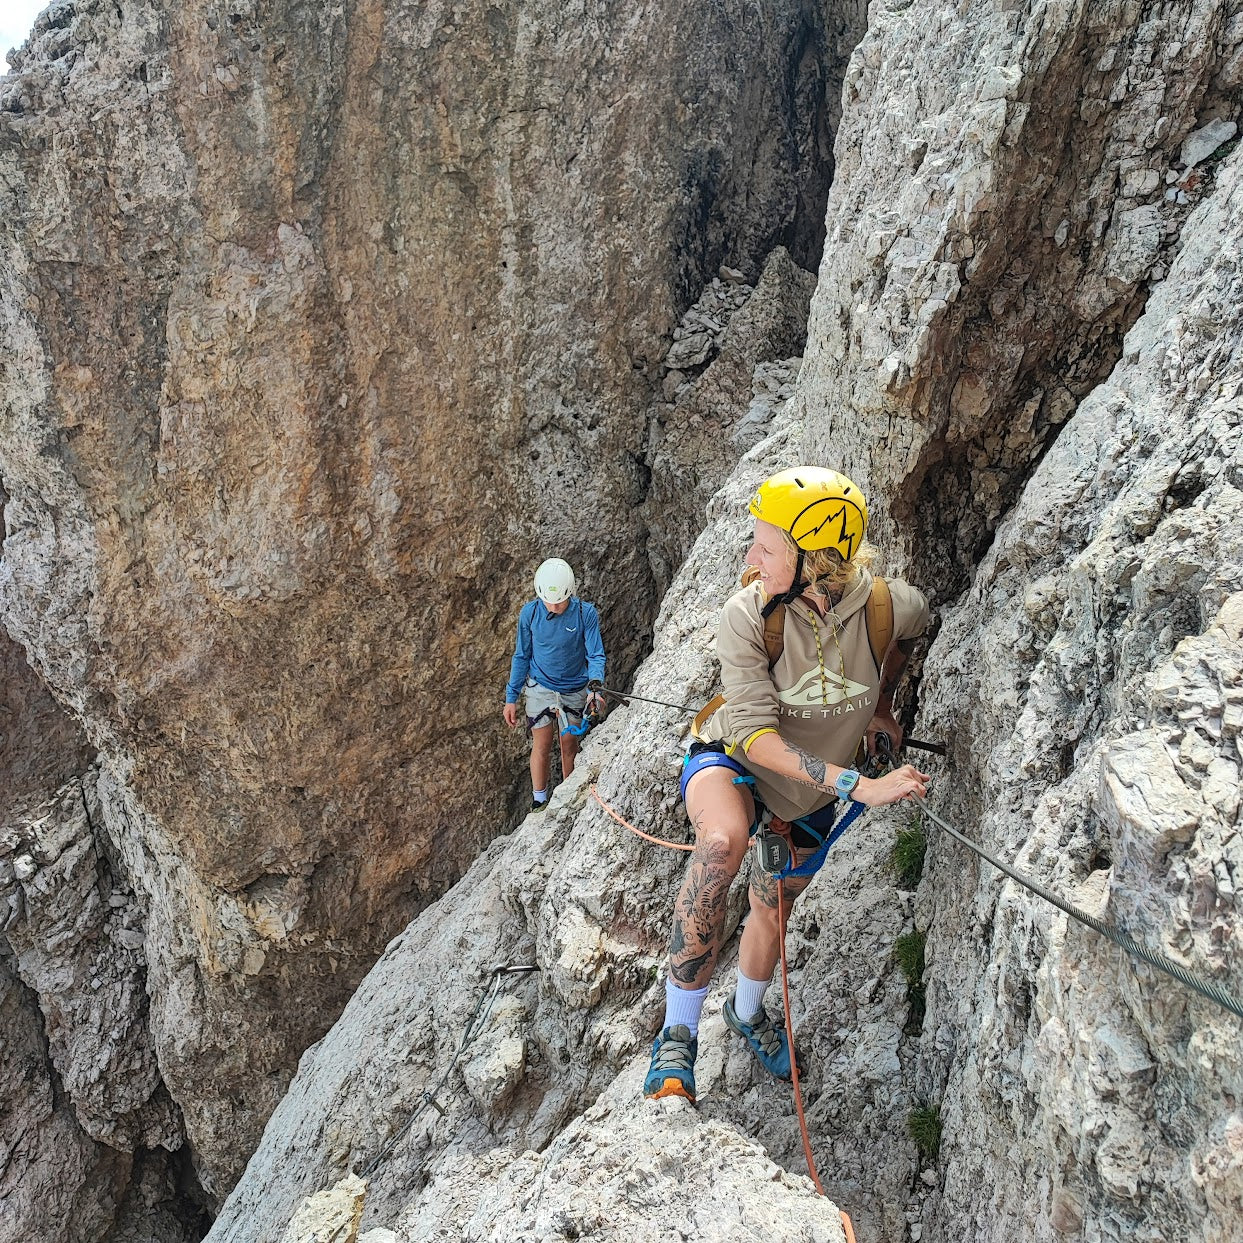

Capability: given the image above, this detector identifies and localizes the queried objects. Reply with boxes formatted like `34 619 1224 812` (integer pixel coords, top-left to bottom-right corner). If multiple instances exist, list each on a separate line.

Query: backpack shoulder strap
865 576 894 676
741 567 784 669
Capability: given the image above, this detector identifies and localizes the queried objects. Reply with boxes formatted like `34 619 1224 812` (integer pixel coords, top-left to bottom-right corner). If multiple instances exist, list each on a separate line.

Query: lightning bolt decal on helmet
749 467 868 560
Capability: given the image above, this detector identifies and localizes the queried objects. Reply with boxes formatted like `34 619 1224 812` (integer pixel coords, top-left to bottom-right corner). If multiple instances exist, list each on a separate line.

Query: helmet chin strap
760 548 807 619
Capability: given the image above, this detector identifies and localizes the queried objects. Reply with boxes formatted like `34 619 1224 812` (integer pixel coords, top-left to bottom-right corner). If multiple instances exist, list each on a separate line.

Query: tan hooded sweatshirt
698 570 930 822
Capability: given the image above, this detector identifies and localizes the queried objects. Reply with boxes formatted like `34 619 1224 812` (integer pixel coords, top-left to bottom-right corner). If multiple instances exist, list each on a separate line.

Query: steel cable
915 795 1243 1022
357 964 539 1178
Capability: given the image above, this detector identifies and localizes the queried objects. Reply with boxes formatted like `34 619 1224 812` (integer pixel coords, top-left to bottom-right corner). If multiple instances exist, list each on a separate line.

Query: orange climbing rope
590 782 856 1242
590 783 694 851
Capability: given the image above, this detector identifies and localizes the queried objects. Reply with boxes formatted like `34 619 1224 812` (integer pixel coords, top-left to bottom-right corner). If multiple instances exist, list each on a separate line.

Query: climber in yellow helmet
645 467 931 1102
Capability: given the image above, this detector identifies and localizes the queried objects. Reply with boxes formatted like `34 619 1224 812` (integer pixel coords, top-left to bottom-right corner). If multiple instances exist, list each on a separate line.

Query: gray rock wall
205 4 1243 1239
915 144 1243 1243
0 0 854 1205
4 0 1242 1240
799 0 1242 590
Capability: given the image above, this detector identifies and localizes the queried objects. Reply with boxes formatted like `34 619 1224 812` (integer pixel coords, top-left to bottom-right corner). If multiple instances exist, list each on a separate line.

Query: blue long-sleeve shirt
505 597 606 703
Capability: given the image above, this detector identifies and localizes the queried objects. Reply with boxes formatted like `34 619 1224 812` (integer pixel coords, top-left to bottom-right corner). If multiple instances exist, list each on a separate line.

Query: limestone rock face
209 87 1243 1243
5 1 1243 1242
0 955 132 1243
0 0 846 1199
395 1087 848 1243
914 146 1243 1243
644 247 817 591
799 0 1243 589
2 779 179 1152
0 628 93 824
1 635 205 1240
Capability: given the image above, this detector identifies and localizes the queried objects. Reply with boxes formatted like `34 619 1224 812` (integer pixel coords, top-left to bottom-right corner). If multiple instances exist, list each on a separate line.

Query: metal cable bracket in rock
915 795 1243 1022
356 963 540 1179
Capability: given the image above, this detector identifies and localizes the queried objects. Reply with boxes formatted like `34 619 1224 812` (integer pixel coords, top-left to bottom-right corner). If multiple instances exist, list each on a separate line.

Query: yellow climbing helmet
748 466 868 561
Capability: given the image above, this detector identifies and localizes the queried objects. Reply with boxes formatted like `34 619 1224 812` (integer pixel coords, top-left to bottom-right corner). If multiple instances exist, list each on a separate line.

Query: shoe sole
644 1078 696 1103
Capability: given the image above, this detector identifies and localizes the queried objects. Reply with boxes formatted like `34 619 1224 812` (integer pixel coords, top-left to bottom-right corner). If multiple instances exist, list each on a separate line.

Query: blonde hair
778 529 878 601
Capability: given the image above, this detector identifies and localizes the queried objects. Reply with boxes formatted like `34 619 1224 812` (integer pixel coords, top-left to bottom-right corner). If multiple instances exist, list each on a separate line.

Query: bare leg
560 731 581 779
668 767 753 990
739 846 814 982
530 723 554 794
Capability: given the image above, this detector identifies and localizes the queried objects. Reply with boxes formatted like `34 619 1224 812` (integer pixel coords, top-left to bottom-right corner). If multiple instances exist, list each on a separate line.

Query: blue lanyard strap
773 799 867 879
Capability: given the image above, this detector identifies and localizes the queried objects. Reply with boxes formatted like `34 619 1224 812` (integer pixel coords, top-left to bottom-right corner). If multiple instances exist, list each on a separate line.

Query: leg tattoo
669 839 735 988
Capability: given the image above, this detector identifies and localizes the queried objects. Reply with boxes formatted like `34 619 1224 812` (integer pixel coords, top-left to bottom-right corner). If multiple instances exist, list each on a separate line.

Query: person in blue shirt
503 558 607 810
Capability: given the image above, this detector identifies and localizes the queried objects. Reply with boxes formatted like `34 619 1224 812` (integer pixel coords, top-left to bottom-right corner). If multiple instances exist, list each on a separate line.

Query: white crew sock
533 789 548 803
733 967 771 1023
663 979 710 1036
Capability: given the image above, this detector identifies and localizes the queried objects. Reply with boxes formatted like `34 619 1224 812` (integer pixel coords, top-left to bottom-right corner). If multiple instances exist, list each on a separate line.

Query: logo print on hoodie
778 667 871 707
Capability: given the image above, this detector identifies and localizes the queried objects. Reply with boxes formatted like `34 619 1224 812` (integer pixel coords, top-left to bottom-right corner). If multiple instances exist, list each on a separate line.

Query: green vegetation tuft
1204 136 1241 168
890 815 927 890
894 929 928 1033
909 1102 942 1159
893 930 926 989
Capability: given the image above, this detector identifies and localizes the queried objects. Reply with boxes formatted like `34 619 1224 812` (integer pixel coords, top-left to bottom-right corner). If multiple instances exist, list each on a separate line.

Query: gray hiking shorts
524 679 588 730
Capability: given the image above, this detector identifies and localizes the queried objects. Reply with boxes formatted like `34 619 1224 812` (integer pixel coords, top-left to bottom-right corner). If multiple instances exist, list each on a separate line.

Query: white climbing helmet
534 558 577 604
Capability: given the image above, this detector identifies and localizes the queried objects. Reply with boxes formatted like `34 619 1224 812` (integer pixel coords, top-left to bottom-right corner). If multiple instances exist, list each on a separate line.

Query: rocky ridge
800 0 1243 589
914 142 1243 1243
2 1 1242 1242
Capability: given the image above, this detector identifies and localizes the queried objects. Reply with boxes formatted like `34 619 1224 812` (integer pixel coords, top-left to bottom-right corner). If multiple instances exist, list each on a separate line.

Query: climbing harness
560 708 594 739
356 963 539 1179
915 795 1243 1022
752 799 869 881
751 735 894 881
526 698 597 740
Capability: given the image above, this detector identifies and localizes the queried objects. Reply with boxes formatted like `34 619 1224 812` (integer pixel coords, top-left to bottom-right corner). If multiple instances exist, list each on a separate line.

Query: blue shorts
680 741 838 848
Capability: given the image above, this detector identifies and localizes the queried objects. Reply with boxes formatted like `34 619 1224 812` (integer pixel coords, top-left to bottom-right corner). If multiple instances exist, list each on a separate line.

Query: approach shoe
723 994 792 1080
643 1024 697 1102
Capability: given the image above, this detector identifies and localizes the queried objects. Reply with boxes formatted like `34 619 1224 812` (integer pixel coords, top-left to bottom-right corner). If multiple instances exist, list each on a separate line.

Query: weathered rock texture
0 627 92 824
210 225 1243 1239
1 633 206 1239
204 426 889 1243
784 1 1243 1238
800 0 1243 591
643 247 818 591
0 0 858 1208
914 144 1243 1243
208 6 1243 1243
6 1 1243 1242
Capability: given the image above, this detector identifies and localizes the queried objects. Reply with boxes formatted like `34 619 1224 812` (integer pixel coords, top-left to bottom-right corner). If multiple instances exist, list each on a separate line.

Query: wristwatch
834 768 861 802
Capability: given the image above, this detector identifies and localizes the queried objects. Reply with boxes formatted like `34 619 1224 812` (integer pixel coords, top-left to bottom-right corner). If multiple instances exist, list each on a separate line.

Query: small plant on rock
890 814 927 890
893 930 926 990
893 929 927 1032
909 1101 942 1160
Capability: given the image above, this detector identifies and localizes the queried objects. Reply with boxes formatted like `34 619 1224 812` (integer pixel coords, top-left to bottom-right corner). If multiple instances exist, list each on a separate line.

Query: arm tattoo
772 741 831 791
797 749 827 786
